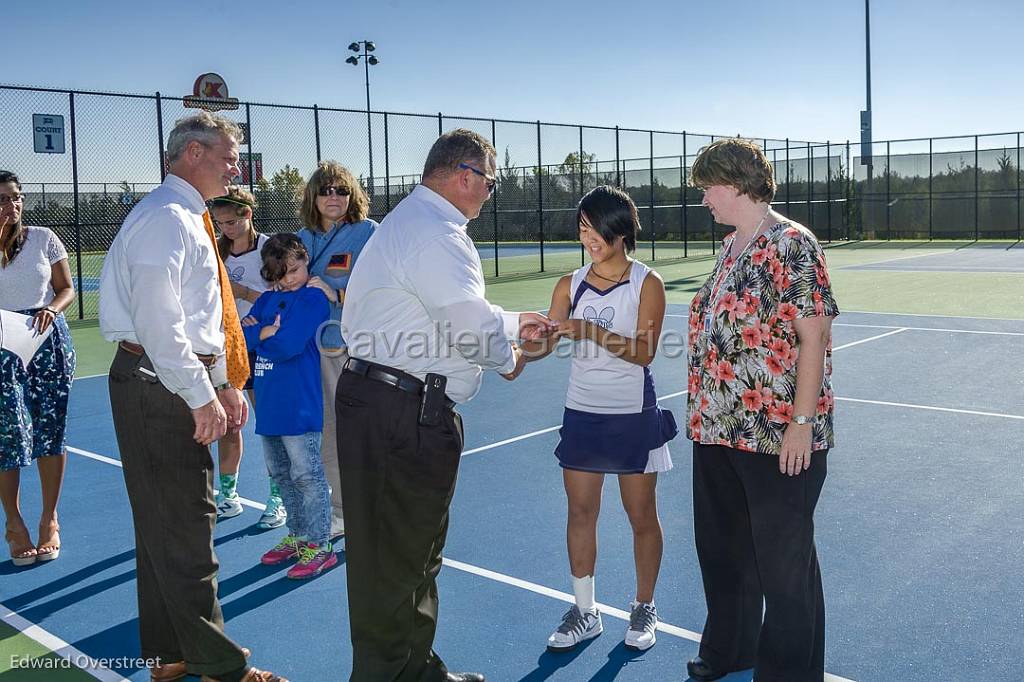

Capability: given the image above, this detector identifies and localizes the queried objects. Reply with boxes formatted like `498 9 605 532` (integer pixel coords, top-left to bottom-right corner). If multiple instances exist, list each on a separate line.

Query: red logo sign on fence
183 73 240 111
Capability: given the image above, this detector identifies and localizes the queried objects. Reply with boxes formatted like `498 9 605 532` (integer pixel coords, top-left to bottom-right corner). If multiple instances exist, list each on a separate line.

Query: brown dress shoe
150 660 187 682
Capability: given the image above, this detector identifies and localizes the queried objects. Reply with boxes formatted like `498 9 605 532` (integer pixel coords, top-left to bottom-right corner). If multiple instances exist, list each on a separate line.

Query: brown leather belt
118 341 216 369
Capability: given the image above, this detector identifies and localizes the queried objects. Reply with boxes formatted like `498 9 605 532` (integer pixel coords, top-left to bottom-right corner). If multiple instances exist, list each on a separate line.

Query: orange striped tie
202 210 250 389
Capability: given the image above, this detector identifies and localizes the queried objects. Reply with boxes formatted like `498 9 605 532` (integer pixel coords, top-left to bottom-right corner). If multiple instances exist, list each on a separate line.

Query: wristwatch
792 414 813 425
214 382 233 391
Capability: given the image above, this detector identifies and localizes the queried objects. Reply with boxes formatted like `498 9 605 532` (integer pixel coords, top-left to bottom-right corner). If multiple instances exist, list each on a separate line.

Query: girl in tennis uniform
523 185 678 652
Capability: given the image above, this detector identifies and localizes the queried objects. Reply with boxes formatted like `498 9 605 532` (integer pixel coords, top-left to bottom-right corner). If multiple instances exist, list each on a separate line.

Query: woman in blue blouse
297 161 376 539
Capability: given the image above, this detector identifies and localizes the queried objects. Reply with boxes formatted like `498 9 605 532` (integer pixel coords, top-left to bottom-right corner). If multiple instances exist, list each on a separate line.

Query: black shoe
687 656 726 681
445 674 485 682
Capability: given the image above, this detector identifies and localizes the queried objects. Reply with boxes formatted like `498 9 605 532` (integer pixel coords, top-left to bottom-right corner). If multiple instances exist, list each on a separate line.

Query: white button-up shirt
99 174 228 409
341 185 518 403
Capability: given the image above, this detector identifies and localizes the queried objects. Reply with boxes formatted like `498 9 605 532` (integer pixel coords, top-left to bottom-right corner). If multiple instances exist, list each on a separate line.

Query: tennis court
2 242 1022 681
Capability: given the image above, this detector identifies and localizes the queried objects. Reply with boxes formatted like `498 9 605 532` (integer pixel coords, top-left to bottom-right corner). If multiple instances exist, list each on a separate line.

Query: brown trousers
108 347 248 681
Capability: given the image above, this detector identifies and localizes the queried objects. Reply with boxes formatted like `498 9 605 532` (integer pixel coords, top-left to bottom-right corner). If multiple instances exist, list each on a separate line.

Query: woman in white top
208 187 284 530
523 185 678 653
0 170 77 566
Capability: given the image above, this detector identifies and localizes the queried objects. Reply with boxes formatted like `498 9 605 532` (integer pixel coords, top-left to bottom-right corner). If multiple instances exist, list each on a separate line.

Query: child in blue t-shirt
241 233 336 580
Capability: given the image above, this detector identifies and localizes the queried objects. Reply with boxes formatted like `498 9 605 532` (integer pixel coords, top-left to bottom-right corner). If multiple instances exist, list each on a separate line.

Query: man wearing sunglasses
336 129 554 682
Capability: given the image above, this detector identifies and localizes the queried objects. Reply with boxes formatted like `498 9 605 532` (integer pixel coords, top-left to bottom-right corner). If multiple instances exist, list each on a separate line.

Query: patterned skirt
0 309 76 471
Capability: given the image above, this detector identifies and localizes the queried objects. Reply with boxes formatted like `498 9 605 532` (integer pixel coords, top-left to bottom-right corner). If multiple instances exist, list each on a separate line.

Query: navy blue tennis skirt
555 406 678 474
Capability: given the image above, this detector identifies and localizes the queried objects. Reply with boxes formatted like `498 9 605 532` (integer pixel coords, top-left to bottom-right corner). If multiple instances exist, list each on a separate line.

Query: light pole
347 41 379 196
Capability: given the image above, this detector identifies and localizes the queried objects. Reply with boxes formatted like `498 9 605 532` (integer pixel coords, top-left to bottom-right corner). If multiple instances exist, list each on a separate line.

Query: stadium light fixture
347 40 381 197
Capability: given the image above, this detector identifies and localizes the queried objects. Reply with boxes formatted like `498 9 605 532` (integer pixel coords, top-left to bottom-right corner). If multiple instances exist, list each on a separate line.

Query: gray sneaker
257 496 287 530
624 600 658 651
546 605 602 651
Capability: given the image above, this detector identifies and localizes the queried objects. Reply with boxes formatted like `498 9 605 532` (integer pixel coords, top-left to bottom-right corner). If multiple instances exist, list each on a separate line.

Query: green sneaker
257 496 287 530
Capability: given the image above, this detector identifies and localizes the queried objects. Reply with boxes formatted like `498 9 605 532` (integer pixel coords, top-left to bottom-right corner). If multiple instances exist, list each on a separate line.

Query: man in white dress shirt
99 112 284 682
337 128 551 682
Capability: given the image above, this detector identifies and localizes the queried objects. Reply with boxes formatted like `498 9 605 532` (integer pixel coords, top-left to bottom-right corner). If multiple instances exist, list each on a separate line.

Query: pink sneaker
260 535 302 565
286 543 338 579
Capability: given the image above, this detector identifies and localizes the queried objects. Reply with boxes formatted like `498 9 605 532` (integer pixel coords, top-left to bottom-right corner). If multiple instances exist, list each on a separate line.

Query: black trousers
692 443 827 682
336 370 464 682
108 348 248 681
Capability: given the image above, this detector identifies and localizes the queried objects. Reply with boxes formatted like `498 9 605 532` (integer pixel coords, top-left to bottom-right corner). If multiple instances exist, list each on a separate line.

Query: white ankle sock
572 574 596 613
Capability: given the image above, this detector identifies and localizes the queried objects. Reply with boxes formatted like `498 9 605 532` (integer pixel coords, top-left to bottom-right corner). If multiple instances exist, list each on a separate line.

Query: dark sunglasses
458 162 496 193
317 186 351 197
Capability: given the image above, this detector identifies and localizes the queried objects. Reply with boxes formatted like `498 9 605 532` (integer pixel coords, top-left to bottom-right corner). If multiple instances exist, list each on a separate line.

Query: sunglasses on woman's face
317 186 351 197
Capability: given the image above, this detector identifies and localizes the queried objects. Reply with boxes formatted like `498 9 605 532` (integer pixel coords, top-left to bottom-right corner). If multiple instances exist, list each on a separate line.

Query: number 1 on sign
44 134 53 150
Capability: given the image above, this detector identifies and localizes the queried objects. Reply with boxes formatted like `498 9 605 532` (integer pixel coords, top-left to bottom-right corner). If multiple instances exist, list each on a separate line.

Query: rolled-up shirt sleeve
129 211 216 409
406 233 516 375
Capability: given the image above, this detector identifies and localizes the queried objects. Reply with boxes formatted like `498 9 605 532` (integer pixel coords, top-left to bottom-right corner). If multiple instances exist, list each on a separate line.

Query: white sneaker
624 600 657 651
215 493 243 519
546 605 602 651
257 496 287 530
330 515 345 539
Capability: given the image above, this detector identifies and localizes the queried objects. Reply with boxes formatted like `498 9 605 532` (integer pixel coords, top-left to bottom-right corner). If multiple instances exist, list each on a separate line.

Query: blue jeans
260 432 331 546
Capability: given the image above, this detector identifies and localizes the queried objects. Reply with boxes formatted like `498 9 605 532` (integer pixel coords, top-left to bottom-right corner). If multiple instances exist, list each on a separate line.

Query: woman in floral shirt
684 139 838 682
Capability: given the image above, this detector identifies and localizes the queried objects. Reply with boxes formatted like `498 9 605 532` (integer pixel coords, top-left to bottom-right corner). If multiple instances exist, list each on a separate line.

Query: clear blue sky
8 0 1023 142
5 0 1023 185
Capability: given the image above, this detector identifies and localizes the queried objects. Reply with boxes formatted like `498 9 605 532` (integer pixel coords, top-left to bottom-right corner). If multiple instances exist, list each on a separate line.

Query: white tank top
565 260 655 415
224 233 270 317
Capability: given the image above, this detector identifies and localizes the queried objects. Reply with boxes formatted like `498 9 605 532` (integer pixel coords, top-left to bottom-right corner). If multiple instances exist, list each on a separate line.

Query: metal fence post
437 112 442 136
383 112 391 212
244 103 255 196
69 91 83 320
615 126 621 187
155 92 166 181
928 137 933 241
682 132 688 258
974 134 979 241
491 119 499 277
313 104 322 162
883 140 890 240
785 138 791 215
826 141 832 243
579 125 586 266
807 142 813 232
649 130 656 261
537 120 545 272
1018 131 1022 242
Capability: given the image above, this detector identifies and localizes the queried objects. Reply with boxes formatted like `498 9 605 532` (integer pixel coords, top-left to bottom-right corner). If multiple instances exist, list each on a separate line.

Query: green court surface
68 240 1023 378
0 621 93 680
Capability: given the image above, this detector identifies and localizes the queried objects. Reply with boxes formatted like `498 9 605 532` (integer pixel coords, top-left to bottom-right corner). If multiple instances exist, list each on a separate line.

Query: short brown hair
422 128 496 179
689 138 777 203
299 161 369 229
260 233 308 282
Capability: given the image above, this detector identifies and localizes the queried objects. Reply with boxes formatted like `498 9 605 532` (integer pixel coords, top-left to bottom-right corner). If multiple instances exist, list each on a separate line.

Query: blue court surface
3 306 1023 681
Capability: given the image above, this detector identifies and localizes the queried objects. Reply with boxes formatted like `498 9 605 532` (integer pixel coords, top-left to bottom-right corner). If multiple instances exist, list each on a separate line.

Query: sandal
36 521 60 562
5 526 37 566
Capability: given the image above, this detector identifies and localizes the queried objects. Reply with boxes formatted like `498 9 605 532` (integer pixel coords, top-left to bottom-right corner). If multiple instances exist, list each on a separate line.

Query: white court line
832 323 1024 337
841 309 1024 322
835 397 1024 421
666 316 1024 337
834 250 953 268
461 389 689 457
61 444 867 681
442 559 857 682
831 328 908 351
0 603 129 681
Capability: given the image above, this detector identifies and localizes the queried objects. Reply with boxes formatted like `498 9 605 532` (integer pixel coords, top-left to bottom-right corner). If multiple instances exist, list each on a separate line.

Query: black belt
345 358 455 409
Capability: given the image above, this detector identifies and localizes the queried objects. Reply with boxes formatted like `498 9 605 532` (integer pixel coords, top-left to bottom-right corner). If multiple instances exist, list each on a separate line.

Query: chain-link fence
7 83 1019 321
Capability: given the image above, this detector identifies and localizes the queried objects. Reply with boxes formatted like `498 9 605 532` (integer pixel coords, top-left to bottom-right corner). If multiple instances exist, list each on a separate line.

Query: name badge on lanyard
703 312 713 336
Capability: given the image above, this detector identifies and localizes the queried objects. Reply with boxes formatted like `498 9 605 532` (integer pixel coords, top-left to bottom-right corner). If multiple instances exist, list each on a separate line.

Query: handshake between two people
500 311 582 381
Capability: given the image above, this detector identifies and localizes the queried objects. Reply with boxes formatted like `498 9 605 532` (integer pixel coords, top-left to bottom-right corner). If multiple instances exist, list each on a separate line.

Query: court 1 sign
33 114 66 154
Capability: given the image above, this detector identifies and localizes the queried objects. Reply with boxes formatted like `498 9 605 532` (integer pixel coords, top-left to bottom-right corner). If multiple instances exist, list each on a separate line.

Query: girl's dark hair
209 186 257 260
575 185 640 253
0 170 26 267
260 232 308 282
